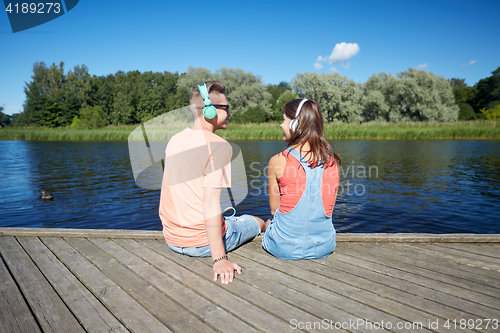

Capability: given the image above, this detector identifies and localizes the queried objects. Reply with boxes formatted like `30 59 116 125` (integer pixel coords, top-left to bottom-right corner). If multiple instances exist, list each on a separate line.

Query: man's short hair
190 81 226 117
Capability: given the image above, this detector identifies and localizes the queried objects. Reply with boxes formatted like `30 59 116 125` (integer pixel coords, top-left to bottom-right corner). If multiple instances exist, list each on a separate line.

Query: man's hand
213 259 241 284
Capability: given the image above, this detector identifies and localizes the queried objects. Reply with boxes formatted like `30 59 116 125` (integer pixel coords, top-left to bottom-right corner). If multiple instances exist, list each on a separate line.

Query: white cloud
314 56 326 69
327 42 360 64
462 60 477 67
313 43 359 71
330 67 337 72
341 62 351 69
416 63 427 69
313 62 323 70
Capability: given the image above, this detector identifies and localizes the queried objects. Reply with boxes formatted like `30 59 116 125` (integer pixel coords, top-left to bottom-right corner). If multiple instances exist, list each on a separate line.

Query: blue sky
1 0 499 116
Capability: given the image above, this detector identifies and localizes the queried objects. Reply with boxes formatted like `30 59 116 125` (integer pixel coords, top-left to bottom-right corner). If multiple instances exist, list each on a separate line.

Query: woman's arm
268 153 284 215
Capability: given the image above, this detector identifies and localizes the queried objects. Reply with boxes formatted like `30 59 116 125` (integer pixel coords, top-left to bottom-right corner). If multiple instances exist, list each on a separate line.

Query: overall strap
285 147 324 194
285 147 311 170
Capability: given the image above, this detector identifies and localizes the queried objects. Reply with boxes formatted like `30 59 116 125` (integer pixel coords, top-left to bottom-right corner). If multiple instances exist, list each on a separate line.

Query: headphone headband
290 99 308 131
295 99 308 118
197 83 217 119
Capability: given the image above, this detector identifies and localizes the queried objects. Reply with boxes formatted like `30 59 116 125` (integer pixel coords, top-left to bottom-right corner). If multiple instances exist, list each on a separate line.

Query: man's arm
203 186 241 284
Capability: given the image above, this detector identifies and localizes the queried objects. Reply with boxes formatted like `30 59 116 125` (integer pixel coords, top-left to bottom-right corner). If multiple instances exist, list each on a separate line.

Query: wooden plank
375 243 500 286
411 244 500 272
65 237 215 333
228 250 414 333
336 243 500 310
41 237 171 333
2 228 500 242
333 233 500 243
17 237 129 333
442 243 500 259
401 243 500 281
0 228 163 239
324 247 500 318
243 241 486 325
379 244 500 292
190 250 370 333
338 243 500 297
420 243 500 267
138 239 314 332
0 237 85 333
93 238 258 333
236 244 435 333
0 253 41 333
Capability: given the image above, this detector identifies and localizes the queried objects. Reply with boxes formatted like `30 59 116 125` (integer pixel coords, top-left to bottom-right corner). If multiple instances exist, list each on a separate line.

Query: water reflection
0 139 499 233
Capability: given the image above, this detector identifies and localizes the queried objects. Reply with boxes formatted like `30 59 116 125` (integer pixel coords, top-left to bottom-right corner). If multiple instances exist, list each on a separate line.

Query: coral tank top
278 150 339 216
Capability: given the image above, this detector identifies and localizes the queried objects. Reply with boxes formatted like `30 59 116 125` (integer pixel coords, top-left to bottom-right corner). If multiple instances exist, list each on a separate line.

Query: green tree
136 71 183 121
176 67 214 89
0 105 11 127
66 65 91 108
19 61 51 126
112 91 135 125
75 105 106 128
267 81 291 112
292 72 363 123
108 71 138 125
60 92 81 126
480 103 500 120
453 86 477 104
41 102 64 127
18 61 67 127
92 74 114 124
449 78 467 90
385 68 458 121
271 89 299 120
360 73 392 121
458 103 476 120
473 67 500 112
230 105 268 123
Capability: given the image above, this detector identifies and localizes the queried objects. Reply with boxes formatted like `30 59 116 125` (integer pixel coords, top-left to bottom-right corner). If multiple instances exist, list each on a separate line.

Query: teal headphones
197 83 218 119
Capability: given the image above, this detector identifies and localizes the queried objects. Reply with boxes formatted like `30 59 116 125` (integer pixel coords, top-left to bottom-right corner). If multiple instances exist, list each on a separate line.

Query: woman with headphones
262 99 341 260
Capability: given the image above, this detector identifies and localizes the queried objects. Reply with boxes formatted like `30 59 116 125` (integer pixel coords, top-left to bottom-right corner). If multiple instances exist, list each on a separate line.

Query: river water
1 139 499 233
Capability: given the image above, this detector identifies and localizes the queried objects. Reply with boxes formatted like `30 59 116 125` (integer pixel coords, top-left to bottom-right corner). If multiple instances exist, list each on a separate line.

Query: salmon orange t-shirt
159 128 232 247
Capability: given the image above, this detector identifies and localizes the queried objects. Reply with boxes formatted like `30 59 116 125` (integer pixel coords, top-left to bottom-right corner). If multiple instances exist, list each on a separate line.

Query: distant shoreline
0 120 498 141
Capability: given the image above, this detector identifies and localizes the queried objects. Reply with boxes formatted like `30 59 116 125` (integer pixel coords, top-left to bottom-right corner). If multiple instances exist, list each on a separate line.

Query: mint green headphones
197 83 217 119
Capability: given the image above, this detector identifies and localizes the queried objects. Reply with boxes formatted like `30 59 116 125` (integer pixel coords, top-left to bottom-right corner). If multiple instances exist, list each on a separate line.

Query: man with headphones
159 81 266 284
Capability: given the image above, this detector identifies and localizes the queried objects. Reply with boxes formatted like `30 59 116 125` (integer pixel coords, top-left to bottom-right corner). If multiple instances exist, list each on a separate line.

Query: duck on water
40 190 53 200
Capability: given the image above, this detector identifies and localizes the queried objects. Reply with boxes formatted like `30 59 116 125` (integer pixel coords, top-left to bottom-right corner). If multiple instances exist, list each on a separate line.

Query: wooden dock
0 228 499 333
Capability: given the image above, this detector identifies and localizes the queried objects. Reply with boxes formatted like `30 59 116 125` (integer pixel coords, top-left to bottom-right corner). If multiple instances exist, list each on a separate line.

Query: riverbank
0 120 498 141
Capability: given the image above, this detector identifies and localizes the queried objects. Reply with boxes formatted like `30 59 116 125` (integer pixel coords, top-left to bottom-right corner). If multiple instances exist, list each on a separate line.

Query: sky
1 0 499 116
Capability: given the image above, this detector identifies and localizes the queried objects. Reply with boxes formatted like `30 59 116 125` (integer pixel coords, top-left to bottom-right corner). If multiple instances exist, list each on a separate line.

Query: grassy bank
219 120 500 140
0 120 499 141
0 125 135 141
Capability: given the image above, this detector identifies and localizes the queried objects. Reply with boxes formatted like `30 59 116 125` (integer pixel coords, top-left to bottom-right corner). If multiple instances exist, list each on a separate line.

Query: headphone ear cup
203 105 217 119
289 119 297 131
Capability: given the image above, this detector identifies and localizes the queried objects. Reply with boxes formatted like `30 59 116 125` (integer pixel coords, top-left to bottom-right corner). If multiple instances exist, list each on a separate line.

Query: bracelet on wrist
211 255 228 266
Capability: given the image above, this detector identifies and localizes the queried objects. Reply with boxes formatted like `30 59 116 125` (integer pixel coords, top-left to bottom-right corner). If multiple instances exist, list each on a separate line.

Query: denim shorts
167 214 260 257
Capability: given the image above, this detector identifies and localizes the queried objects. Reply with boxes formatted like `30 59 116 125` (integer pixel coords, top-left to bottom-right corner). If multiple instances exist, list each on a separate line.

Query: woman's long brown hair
285 99 341 168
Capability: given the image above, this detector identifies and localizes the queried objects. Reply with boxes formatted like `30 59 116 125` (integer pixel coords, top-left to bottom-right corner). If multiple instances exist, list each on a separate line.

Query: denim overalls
262 147 336 260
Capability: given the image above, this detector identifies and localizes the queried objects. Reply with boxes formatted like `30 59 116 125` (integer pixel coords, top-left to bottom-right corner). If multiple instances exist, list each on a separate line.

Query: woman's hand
213 259 242 284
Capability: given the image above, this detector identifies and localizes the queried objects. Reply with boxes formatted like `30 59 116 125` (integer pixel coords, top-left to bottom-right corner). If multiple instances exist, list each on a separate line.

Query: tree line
2 62 499 128
450 67 500 120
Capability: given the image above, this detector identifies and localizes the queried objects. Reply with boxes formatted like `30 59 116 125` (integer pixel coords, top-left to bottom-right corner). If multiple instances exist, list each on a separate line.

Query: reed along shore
0 120 498 141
